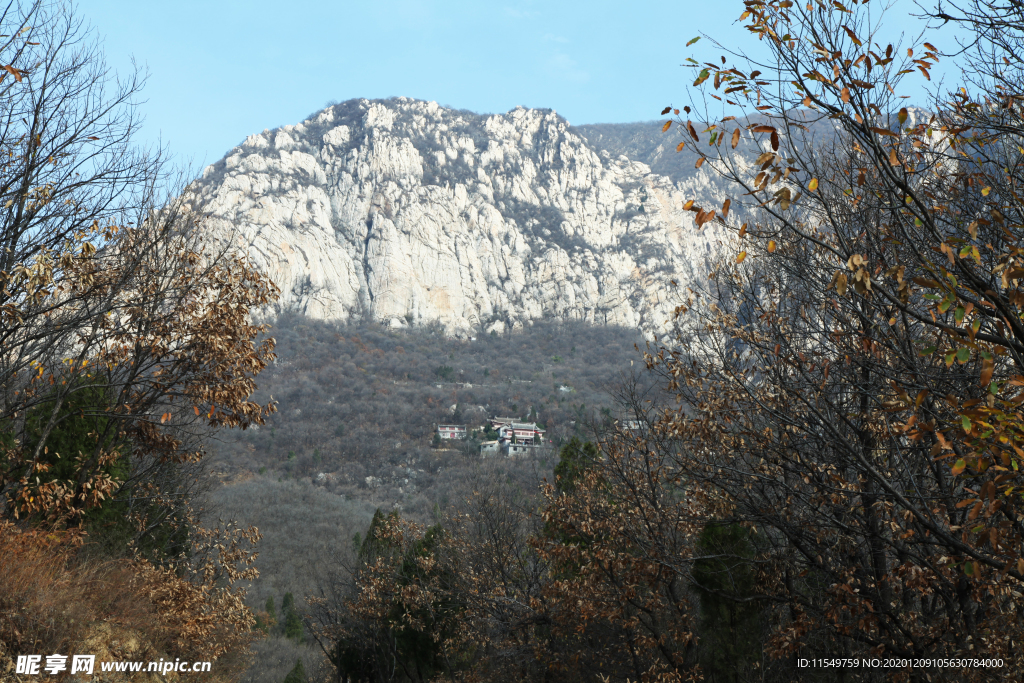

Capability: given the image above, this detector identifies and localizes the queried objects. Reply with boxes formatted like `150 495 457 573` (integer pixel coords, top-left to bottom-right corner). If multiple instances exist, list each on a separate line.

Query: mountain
573 120 703 182
186 97 744 337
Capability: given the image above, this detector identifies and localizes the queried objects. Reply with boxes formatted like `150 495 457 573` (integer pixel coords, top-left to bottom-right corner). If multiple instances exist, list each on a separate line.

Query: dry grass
0 519 260 683
0 523 160 659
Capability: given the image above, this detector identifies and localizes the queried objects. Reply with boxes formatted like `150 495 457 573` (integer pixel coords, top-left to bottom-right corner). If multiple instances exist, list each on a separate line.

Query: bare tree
628 0 1024 677
0 1 279 553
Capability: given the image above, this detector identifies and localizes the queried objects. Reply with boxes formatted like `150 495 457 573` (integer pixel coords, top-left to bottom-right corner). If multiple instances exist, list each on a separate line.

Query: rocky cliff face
187 97 742 337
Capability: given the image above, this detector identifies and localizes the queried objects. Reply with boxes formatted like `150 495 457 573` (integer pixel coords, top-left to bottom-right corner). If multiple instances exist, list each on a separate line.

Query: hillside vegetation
209 314 645 517
200 315 646 683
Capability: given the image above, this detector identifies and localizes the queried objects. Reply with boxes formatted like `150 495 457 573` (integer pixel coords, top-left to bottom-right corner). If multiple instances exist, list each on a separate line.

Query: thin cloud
547 53 589 84
503 6 539 19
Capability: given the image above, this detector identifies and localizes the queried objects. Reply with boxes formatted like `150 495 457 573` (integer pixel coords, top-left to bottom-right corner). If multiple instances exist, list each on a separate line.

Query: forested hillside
201 315 647 683
209 314 644 516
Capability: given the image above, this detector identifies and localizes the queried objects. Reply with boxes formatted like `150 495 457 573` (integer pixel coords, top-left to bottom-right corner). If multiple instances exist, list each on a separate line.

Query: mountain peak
188 97 736 336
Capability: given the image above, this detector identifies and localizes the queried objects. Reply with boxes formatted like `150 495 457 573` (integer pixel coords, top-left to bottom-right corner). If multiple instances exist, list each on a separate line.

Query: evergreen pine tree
260 595 276 633
21 381 189 560
552 437 598 493
282 658 305 683
282 592 303 642
691 522 761 683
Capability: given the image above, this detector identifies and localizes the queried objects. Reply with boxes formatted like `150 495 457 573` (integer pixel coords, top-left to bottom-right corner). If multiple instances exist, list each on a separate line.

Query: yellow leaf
982 186 991 196
160 412 171 424
981 358 994 387
3 65 22 82
663 120 672 132
808 178 818 191
683 199 695 210
676 141 685 152
768 240 777 253
889 149 899 166
841 25 862 46
736 251 747 263
836 272 848 295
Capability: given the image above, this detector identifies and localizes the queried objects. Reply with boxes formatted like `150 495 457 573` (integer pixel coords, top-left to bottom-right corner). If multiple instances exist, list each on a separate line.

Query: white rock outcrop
187 97 742 336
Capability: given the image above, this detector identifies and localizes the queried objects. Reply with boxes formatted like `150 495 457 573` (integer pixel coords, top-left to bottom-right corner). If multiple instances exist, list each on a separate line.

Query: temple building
436 424 467 439
487 417 545 443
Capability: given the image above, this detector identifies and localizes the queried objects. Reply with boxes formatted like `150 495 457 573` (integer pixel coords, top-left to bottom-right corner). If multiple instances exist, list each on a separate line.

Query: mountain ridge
186 97 743 337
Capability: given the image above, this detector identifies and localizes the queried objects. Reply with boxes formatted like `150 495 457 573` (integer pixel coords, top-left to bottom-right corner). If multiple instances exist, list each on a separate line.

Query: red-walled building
489 417 545 443
436 424 467 439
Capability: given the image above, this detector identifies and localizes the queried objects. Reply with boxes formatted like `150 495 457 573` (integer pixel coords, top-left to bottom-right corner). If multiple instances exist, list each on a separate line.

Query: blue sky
84 0 953 173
